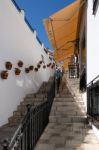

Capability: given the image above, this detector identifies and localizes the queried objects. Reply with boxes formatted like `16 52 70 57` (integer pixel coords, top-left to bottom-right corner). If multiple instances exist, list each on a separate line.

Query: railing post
2 139 9 150
26 104 32 112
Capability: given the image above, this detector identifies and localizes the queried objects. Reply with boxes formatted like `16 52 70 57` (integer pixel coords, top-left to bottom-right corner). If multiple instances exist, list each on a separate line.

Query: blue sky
14 0 75 50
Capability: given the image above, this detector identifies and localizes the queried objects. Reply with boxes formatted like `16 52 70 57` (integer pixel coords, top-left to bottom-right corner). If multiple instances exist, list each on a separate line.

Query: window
93 0 99 15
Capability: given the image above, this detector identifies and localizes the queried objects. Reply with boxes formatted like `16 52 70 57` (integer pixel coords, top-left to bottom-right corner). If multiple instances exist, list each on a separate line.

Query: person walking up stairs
34 75 99 150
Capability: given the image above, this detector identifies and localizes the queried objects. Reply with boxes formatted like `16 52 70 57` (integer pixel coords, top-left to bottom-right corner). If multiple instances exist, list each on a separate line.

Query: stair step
54 97 83 102
51 111 86 116
24 97 46 103
20 100 44 106
8 116 23 124
13 111 26 117
17 105 27 113
26 93 36 98
56 94 73 98
49 116 87 123
36 93 47 98
52 106 85 111
52 101 85 106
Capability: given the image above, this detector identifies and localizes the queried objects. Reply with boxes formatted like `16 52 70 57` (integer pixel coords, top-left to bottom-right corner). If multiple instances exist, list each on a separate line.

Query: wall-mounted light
1 70 8 79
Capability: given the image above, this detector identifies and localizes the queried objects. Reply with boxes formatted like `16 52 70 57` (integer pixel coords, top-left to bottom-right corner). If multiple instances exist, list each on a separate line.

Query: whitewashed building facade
0 0 54 126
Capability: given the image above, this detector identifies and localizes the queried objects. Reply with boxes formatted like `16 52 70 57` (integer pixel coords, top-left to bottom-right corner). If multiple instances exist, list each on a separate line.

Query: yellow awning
44 0 85 69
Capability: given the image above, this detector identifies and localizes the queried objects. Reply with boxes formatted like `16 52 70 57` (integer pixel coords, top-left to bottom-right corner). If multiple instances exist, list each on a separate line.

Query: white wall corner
34 30 37 38
20 9 25 19
41 43 44 49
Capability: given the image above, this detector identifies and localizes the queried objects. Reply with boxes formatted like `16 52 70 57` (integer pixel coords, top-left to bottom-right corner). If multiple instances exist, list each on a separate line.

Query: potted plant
1 70 8 79
34 68 38 72
39 61 42 64
25 68 30 73
15 68 21 75
18 61 23 67
29 66 34 71
43 65 46 69
37 64 41 69
5 61 12 70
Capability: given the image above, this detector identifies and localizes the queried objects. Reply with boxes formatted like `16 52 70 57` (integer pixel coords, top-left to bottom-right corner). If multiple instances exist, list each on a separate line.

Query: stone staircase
34 75 99 150
49 74 87 124
0 78 53 150
49 84 86 124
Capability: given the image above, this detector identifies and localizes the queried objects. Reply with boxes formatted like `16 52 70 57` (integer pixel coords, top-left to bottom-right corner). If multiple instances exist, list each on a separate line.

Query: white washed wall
87 0 99 84
0 0 54 126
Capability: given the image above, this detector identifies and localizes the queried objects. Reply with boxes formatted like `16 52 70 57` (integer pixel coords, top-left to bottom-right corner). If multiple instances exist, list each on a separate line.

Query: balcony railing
93 0 99 15
2 79 55 150
87 75 99 128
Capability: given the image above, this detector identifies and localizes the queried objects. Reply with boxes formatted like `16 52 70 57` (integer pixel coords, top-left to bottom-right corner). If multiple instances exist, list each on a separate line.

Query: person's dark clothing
55 69 62 93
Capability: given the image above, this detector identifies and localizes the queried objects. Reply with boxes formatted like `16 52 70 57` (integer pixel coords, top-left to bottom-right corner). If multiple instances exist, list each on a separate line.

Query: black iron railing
80 68 86 92
87 75 99 127
2 79 55 150
93 0 99 15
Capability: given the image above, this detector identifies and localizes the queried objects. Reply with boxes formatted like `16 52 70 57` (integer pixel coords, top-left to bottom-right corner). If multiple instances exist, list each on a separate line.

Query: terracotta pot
5 62 12 70
35 68 38 72
1 70 8 79
15 68 21 75
29 66 34 71
18 61 23 67
43 65 46 69
25 68 30 73
37 64 41 69
47 63 51 67
39 61 42 64
47 64 49 67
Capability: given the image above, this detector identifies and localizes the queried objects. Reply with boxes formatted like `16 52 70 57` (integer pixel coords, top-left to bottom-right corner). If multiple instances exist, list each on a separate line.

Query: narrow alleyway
34 75 99 150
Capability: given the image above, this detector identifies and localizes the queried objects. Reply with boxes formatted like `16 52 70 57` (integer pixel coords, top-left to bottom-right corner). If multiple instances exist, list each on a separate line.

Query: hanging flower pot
37 64 41 69
18 61 23 67
53 62 55 66
29 66 34 71
1 70 8 79
51 65 54 69
39 61 43 64
15 68 21 75
5 61 12 70
47 64 49 67
34 68 38 72
25 68 30 73
51 63 55 69
43 65 46 69
47 63 51 67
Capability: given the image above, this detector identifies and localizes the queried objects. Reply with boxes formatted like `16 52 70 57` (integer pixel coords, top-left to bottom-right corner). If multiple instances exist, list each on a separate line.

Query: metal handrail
87 75 99 87
2 79 55 150
9 124 22 149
